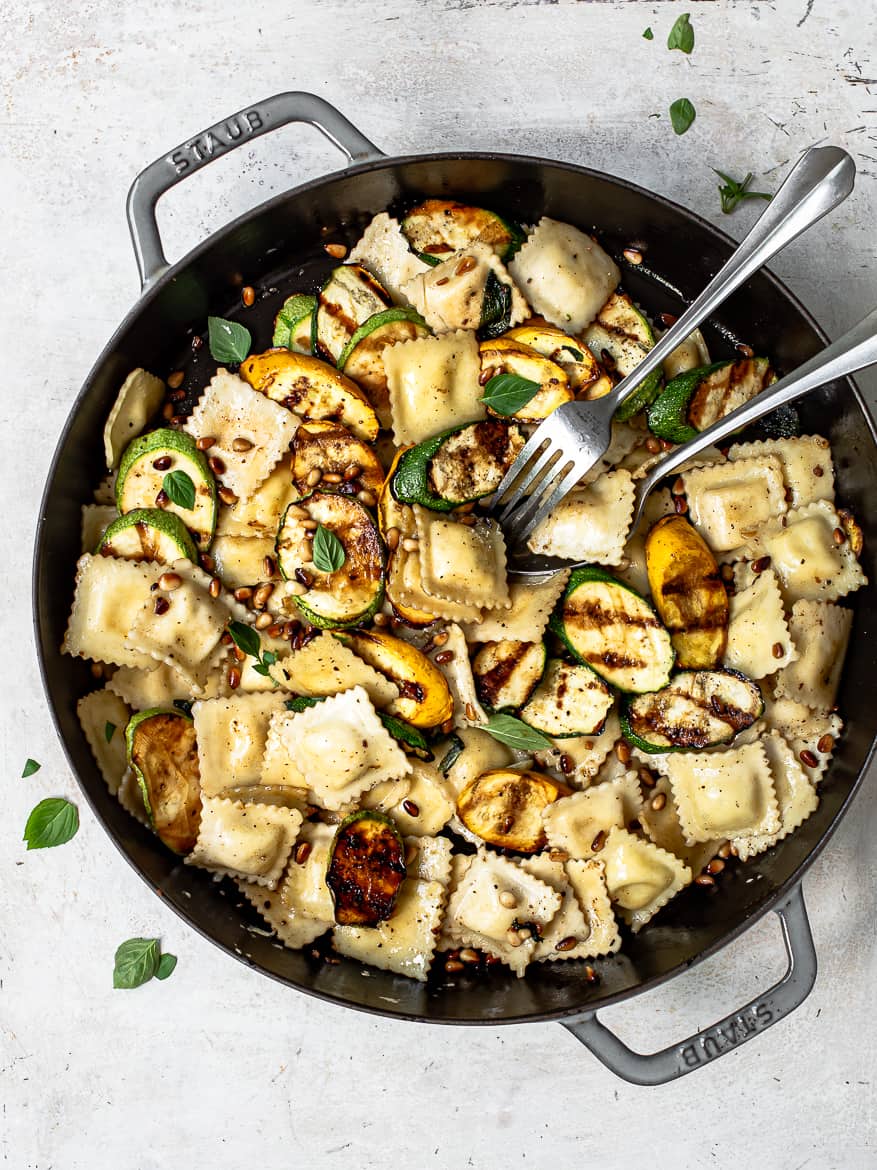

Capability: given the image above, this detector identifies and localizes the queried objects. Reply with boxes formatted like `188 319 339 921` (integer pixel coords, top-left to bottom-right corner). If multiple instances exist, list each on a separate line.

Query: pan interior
34 154 877 1024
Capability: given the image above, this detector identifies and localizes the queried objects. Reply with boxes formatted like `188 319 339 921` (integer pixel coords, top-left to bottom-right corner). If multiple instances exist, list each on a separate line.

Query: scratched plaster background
1 1 876 1166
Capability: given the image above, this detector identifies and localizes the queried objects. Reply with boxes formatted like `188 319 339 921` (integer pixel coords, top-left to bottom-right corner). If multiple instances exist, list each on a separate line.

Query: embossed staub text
678 1002 774 1070
167 110 265 175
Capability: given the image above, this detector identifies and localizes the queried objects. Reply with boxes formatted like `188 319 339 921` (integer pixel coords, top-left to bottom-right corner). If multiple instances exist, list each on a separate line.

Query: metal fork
506 302 877 582
489 145 856 550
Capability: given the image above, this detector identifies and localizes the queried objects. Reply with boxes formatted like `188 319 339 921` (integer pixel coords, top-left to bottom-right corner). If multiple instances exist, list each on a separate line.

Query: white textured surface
2 1 877 1167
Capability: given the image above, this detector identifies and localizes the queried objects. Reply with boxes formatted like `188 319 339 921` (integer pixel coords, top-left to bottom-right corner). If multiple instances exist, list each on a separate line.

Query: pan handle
126 91 385 290
561 883 817 1085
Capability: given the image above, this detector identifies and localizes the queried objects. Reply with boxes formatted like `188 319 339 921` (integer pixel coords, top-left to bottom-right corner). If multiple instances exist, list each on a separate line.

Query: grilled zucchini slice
335 629 453 728
456 769 570 853
272 293 316 353
505 320 602 392
583 292 662 421
239 349 379 441
276 492 385 629
290 420 385 500
337 307 430 427
473 640 547 712
479 338 574 421
326 810 406 925
116 428 217 551
519 658 613 736
97 508 198 564
315 264 392 363
391 419 525 512
647 358 773 444
620 669 763 753
552 565 675 693
125 708 201 854
645 515 729 668
401 199 525 264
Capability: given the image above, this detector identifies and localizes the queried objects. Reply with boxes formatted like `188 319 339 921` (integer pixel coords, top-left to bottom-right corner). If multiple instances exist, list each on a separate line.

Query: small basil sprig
480 373 542 416
713 170 772 215
23 797 79 849
482 714 553 753
208 316 252 364
667 13 694 53
113 937 178 989
312 525 347 574
228 620 278 680
669 98 696 136
162 469 196 510
22 758 40 778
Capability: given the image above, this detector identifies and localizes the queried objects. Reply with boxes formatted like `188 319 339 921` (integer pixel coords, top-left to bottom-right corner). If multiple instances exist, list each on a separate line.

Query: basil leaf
208 316 252 364
155 953 178 981
478 270 513 341
262 650 277 667
23 797 79 850
312 525 346 574
438 734 465 776
642 26 654 40
272 294 316 349
562 345 584 361
713 169 772 214
667 13 694 53
251 663 270 677
162 470 196 511
482 714 553 753
174 699 194 716
284 695 324 712
113 937 160 989
669 98 696 136
480 373 542 416
21 758 40 778
228 620 261 660
104 721 116 744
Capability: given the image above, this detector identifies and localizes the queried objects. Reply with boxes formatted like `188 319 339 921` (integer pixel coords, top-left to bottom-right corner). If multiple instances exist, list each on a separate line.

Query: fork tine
503 456 574 537
514 460 591 546
489 415 564 513
495 442 564 526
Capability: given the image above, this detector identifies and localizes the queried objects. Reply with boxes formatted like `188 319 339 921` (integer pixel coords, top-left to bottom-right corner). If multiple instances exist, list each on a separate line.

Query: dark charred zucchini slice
326 810 406 926
647 358 773 443
314 264 392 364
391 419 525 512
456 769 571 853
401 199 525 264
125 708 201 854
620 669 763 753
551 565 675 694
519 658 613 737
276 491 385 629
290 420 385 501
582 292 662 421
473 640 547 712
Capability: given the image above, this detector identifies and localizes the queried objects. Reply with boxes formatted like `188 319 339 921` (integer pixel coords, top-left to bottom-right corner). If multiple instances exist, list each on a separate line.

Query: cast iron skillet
33 93 877 1084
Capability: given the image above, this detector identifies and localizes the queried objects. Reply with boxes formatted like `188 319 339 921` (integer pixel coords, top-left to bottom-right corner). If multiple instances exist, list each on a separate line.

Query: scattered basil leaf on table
104 721 116 744
162 470 196 511
642 26 654 40
669 98 697 136
667 13 695 53
208 316 252 364
155 953 178 981
23 798 79 849
480 373 542 416
713 170 772 214
113 937 160 989
483 714 553 753
21 758 41 778
313 525 347 573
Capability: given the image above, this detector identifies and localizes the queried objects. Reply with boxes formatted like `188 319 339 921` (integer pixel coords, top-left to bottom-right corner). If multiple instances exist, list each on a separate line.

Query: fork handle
612 146 856 414
637 304 877 495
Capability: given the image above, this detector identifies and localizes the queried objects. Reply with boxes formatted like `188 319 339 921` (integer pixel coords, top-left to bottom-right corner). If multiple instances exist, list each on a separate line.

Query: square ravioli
77 688 132 796
728 434 835 508
186 795 302 887
542 773 643 858
414 509 510 609
774 601 852 712
599 827 692 932
333 877 446 981
730 732 818 861
666 741 780 844
193 693 288 797
383 330 483 445
681 456 786 553
185 369 299 501
528 470 635 564
63 554 161 670
270 631 399 708
262 686 410 810
745 500 867 603
723 568 796 678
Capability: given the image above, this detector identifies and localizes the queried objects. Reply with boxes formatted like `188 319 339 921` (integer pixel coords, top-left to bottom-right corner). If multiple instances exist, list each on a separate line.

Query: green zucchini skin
551 565 675 694
391 419 523 512
401 200 525 263
337 307 427 370
97 507 198 563
392 431 457 512
646 362 730 443
116 428 217 551
273 294 317 352
583 292 662 421
620 668 764 753
315 265 392 364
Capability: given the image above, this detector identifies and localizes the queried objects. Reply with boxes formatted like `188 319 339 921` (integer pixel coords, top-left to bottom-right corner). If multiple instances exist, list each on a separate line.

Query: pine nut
306 468 322 487
707 858 725 875
322 472 343 484
209 578 222 601
209 456 226 476
459 948 479 964
455 255 477 275
152 455 172 471
650 792 667 812
695 874 716 887
435 276 450 287
301 519 318 531
343 463 361 482
833 527 846 545
357 489 377 507
517 927 532 941
434 650 455 665
559 754 573 775
372 612 389 627
167 370 184 390
555 936 578 952
813 465 824 478
717 842 733 860
817 734 835 754
385 527 401 550
218 487 237 506
158 572 182 591
441 718 455 735
751 556 771 574
465 703 477 722
505 930 522 948
324 242 347 259
772 642 785 659
402 537 419 552
162 402 175 420
623 248 643 265
674 495 688 514
227 666 241 690
645 437 662 454
591 830 606 853
499 891 518 909
255 612 274 629
234 587 253 601
242 285 256 307
615 741 631 764
584 965 598 983
432 631 449 647
640 766 658 789
402 799 419 817
155 489 170 509
479 366 496 386
262 555 276 578
90 662 104 679
295 841 312 865
799 749 819 768
286 504 310 519
736 342 755 358
548 849 570 862
196 436 216 451
232 436 253 452
253 583 274 609
153 596 170 616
